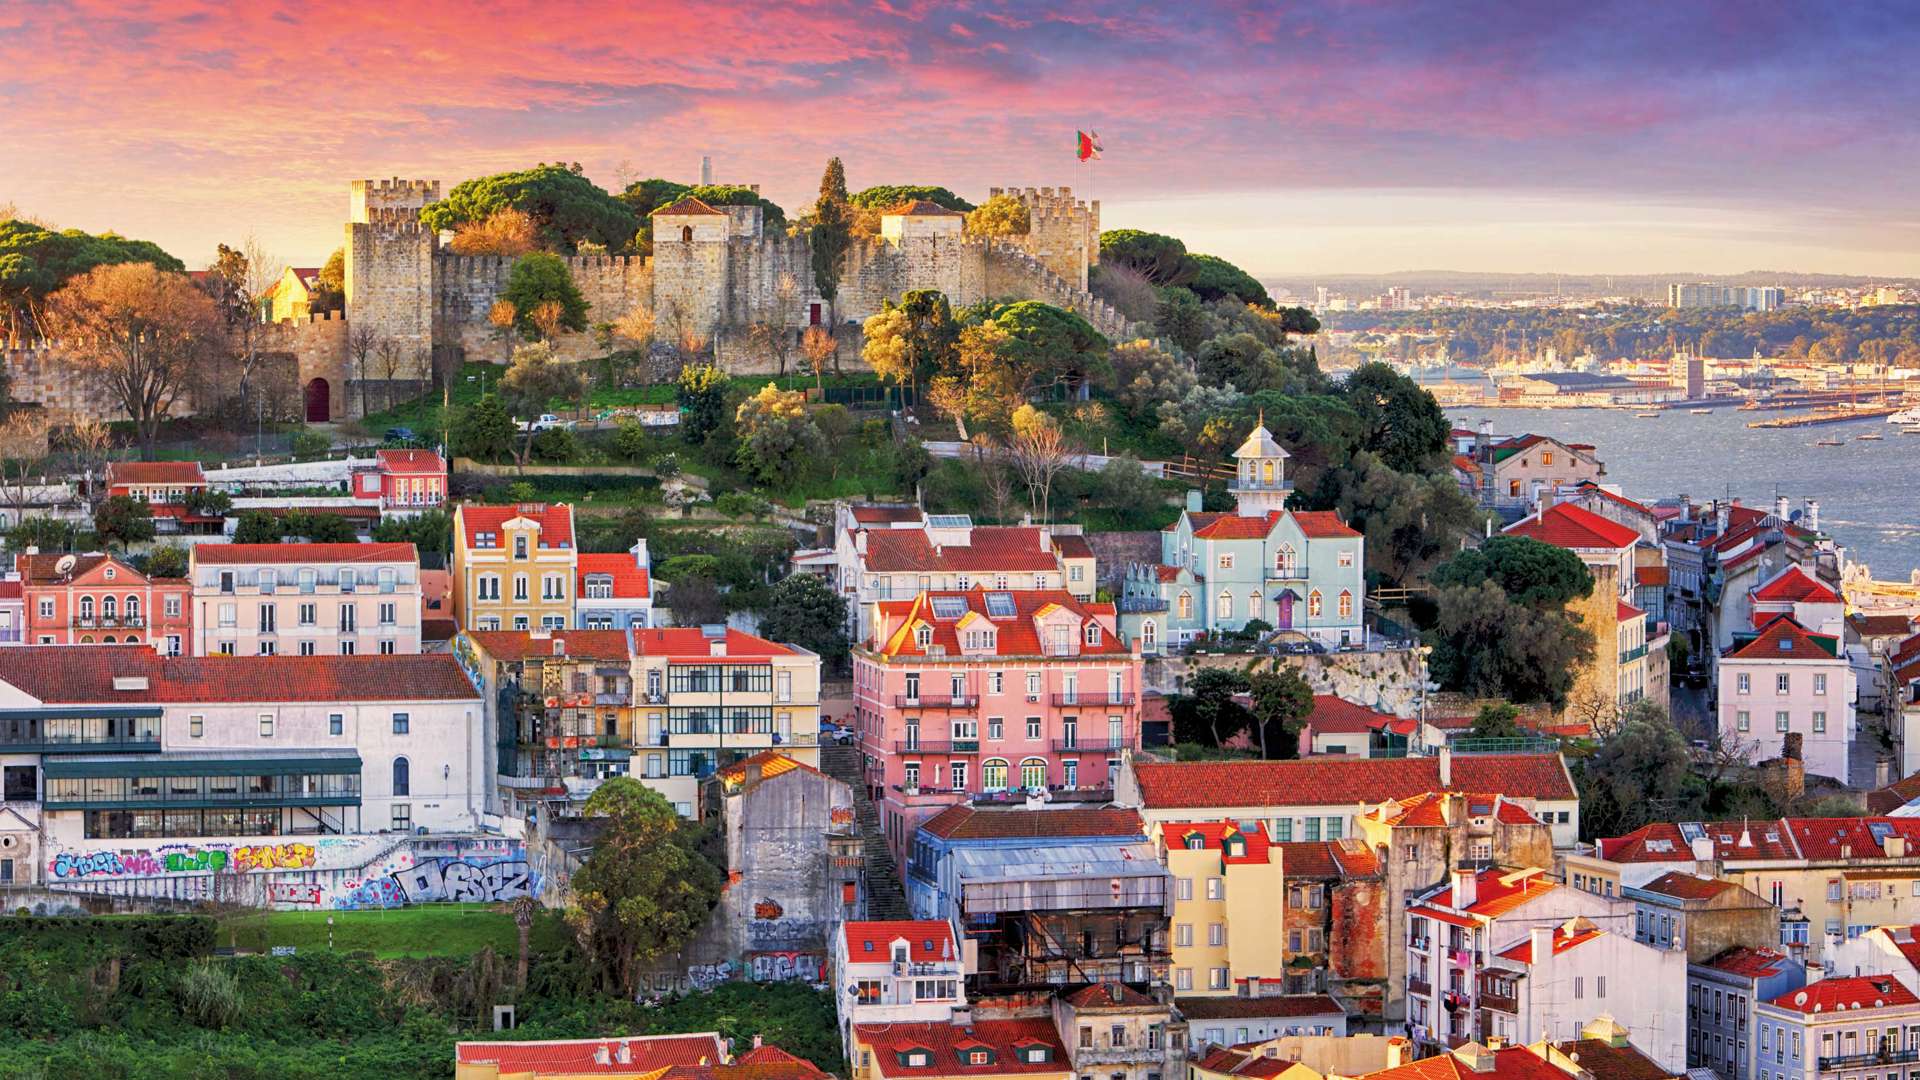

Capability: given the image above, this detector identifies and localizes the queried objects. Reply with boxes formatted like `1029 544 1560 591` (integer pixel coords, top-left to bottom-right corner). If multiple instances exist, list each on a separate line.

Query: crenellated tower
988 185 1100 290
345 179 440 392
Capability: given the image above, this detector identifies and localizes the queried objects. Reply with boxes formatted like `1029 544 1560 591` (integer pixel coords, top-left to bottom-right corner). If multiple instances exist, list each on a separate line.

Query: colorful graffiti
335 877 407 910
747 951 822 983
389 858 537 904
165 849 230 873
50 850 129 879
49 842 310 880
752 897 784 920
233 843 315 871
267 882 322 905
686 960 733 990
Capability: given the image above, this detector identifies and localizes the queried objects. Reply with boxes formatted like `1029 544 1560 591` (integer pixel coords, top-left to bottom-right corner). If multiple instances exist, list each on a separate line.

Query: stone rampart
2 342 128 418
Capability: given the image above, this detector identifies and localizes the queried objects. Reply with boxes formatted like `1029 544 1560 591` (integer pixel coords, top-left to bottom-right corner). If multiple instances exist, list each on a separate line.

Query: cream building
189 543 422 657
452 503 577 632
1154 820 1286 995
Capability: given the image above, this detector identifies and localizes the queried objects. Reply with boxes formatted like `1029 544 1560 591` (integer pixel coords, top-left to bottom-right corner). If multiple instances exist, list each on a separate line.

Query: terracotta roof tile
1303 695 1396 735
653 196 727 216
1502 502 1639 550
0 647 477 703
919 805 1143 841
191 542 416 565
1700 945 1793 979
871 588 1127 659
1424 867 1558 919
1161 821 1273 864
1769 975 1919 1013
375 449 444 473
1638 871 1739 900
1064 982 1157 1008
854 1018 1067 1079
1636 566 1669 587
454 1033 728 1075
1176 995 1342 1020
1752 565 1842 605
1725 616 1840 661
861 527 1060 573
458 503 575 550
465 629 634 662
1129 754 1575 809
105 461 206 486
1497 925 1605 963
844 920 958 963
1549 1039 1672 1080
577 552 651 599
628 627 794 659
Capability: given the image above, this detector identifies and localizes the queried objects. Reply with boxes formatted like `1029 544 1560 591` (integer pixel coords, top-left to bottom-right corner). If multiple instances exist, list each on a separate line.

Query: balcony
1480 992 1517 1013
1072 1045 1166 1067
1819 1049 1919 1072
893 740 979 754
893 694 977 709
1051 692 1136 707
1619 644 1648 664
74 615 147 629
1050 738 1130 752
1408 978 1432 997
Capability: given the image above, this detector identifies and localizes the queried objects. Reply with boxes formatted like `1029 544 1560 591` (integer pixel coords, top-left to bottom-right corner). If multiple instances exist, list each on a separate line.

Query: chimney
1808 500 1821 532
595 1044 612 1066
1186 490 1204 513
1690 835 1715 867
753 1035 764 1049
617 1041 633 1065
1888 834 1907 859
856 530 868 555
1476 420 1493 465
1530 925 1555 975
1879 759 1895 788
1451 868 1478 909
747 760 764 786
1386 1037 1412 1070
1438 746 1453 789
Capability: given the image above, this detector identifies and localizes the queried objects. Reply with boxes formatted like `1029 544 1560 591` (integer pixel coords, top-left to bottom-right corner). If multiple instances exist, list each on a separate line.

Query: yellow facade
452 504 578 632
1157 822 1286 995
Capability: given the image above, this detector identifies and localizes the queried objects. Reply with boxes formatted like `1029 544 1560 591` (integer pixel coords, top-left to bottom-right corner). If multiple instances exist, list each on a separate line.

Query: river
1444 405 1920 577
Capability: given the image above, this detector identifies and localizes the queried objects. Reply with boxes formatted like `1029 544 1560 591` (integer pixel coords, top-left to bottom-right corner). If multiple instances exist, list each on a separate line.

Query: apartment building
1718 617 1855 782
832 920 967 1064
1053 982 1185 1080
18 552 191 652
849 1018 1069 1080
853 588 1141 862
0 646 484 894
188 543 422 657
905 804 1146 922
1481 917 1687 1070
103 460 207 504
1272 839 1389 1016
350 449 447 514
1625 871 1778 962
1752 976 1920 1080
1689 947 1806 1080
575 541 655 630
1504 502 1650 718
451 503 576 631
1154 821 1284 996
457 629 636 816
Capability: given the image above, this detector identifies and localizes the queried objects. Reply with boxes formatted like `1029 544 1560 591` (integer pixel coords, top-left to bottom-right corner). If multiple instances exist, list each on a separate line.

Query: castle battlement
360 207 431 231
354 178 441 199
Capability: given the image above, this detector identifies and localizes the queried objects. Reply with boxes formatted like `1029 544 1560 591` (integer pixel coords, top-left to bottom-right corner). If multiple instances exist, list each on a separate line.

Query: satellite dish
54 554 77 576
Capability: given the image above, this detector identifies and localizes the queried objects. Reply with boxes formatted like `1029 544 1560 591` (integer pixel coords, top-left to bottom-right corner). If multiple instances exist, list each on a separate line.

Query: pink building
351 449 447 514
851 588 1142 863
1718 614 1856 782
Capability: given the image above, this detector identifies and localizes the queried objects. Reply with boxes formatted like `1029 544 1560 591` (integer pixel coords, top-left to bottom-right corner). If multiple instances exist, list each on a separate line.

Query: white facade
1485 922 1688 1072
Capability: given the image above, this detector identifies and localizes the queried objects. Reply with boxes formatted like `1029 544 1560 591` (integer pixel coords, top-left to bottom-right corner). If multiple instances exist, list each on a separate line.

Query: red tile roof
1595 820 1799 862
1700 946 1793 979
871 588 1127 659
653 196 727 216
375 448 444 473
1496 924 1605 963
1363 792 1542 828
1153 564 1185 583
465 629 635 662
1617 599 1643 622
1362 1045 1573 1080
1303 695 1396 735
850 505 924 524
1869 772 1920 815
1187 510 1359 540
1639 871 1740 901
578 553 651 599
1129 754 1575 809
0 581 19 600
454 1033 728 1075
844 920 958 963
1752 565 1842 605
1052 534 1095 560
0 647 478 703
854 1017 1067 1079
861 526 1059 573
1853 613 1918 638
1451 455 1481 476
1191 1047 1302 1079
190 542 417 565
1503 502 1639 550
713 750 819 787
16 553 142 586
1291 511 1362 539
1548 1039 1672 1080
1725 616 1840 661
104 461 206 486
1573 484 1653 516
919 805 1143 841
1161 821 1273 864
1769 975 1919 1014
459 503 575 549
1785 817 1920 860
1423 867 1558 919
628 627 795 659
1063 982 1157 1008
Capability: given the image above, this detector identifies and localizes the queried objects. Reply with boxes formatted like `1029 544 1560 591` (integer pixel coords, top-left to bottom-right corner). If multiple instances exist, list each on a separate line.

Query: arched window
79 596 94 619
1248 592 1261 621
1142 620 1157 648
1262 460 1275 484
392 757 411 797
125 595 140 621
124 635 139 644
681 225 694 243
80 635 93 643
103 595 117 619
1308 590 1323 618
1176 592 1192 620
1218 591 1233 620
102 635 115 644
982 759 1009 791
1020 757 1048 790
1338 590 1353 618
1276 544 1296 574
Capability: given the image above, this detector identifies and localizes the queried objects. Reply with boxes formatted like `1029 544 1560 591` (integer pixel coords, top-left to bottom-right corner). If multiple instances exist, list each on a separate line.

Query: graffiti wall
42 834 537 911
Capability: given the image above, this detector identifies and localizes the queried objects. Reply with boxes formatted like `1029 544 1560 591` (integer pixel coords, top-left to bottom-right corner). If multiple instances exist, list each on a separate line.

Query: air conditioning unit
1026 695 1039 703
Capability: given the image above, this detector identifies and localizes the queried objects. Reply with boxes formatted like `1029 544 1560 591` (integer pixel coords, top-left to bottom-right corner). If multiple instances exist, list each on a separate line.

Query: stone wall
2 343 129 418
260 310 352 418
346 210 436 362
1152 647 1431 717
990 186 1101 290
983 242 1131 340
434 253 651 364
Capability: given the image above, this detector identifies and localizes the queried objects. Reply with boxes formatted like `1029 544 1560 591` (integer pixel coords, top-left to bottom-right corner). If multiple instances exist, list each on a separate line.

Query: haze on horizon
4 1 1917 278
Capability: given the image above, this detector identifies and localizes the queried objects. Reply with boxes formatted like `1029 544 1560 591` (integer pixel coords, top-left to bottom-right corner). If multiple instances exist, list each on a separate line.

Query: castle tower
343 179 442 420
988 185 1100 290
1229 418 1292 518
649 196 732 342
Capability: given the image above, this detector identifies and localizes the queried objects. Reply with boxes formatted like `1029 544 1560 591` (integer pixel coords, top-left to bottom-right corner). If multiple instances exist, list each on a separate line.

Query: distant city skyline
4 2 1918 276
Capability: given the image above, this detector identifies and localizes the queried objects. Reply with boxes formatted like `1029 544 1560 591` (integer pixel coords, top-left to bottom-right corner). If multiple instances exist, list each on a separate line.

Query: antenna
54 554 77 577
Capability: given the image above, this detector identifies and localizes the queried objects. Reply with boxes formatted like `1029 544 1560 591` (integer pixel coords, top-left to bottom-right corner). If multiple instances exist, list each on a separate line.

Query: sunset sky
5 1 1918 279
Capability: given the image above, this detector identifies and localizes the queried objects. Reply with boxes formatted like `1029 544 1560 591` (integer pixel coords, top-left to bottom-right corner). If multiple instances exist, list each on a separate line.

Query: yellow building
263 265 326 322
629 626 823 817
1155 820 1285 995
453 503 578 632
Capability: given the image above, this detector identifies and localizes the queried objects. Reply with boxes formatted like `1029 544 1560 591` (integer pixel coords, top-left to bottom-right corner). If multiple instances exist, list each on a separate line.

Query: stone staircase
820 742 910 920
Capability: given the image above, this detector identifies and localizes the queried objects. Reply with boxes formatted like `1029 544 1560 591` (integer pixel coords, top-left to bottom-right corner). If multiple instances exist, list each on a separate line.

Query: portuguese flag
1076 130 1102 162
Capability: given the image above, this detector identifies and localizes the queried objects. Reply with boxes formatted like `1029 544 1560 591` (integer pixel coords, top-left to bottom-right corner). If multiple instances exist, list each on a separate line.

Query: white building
188 542 424 657
1483 917 1688 1071
832 919 966 1068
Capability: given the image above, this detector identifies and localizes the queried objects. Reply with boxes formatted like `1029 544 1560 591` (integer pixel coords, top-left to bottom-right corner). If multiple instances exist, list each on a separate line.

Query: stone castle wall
991 186 1100 291
433 253 651 364
2 343 130 419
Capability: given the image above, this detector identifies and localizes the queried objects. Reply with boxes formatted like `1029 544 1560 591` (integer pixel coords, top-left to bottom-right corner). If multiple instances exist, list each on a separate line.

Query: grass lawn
215 902 570 959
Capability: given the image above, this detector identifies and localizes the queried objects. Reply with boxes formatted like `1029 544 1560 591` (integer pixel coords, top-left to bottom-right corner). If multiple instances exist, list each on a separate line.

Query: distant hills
1262 270 1919 303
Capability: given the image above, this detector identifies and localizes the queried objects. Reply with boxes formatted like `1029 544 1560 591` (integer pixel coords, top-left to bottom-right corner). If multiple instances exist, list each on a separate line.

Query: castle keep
5 178 1129 423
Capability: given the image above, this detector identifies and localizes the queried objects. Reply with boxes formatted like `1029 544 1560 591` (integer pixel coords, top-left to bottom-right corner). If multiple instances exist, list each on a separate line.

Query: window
1574 977 1583 999
982 759 1008 790
257 640 276 655
950 762 967 790
189 714 204 738
1276 545 1295 574
903 762 920 789
1542 451 1555 466
258 713 274 737
1338 590 1353 618
1776 673 1790 695
392 757 410 796
1176 968 1193 990
1338 551 1355 568
37 598 52 619
514 535 528 559
379 602 395 625
380 640 396 655
988 672 1004 694
340 569 357 593
258 604 275 632
1218 553 1234 571
1085 623 1102 646
1737 672 1751 694
392 712 410 735
1737 710 1751 732
218 603 236 627
1142 620 1157 648
1026 717 1041 739
391 803 411 830
1177 591 1193 619
1176 924 1193 947
218 571 235 594
1308 590 1322 617
1208 923 1225 946
1177 878 1193 901
340 605 357 633
1206 877 1223 901
341 639 357 654
513 575 529 601
1814 673 1828 694
1026 672 1041 696
329 713 343 736
988 717 1004 740
299 602 316 626
1020 757 1047 789
1776 711 1790 732
1209 968 1228 990
1217 591 1233 620
478 575 500 601
542 574 565 601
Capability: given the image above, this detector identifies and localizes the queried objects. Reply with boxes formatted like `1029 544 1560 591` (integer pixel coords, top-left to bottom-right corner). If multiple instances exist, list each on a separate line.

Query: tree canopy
421 164 636 254
0 220 183 337
1099 230 1192 286
849 185 975 213
809 159 853 310
733 382 824 489
1433 535 1595 609
1185 252 1272 308
1340 362 1452 474
754 574 851 670
501 253 590 339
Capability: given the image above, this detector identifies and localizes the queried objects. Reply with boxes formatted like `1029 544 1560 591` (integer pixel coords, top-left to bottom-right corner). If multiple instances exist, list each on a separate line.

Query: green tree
1340 362 1452 474
499 342 587 469
1303 451 1483 586
964 194 1030 237
1427 580 1594 707
808 158 853 324
734 383 824 489
683 184 786 230
1185 252 1272 308
1246 667 1314 759
502 253 589 340
1195 332 1278 393
180 488 232 518
371 509 453 567
6 515 83 552
1575 701 1693 839
991 300 1109 396
92 495 155 549
663 574 726 626
1433 535 1595 609
0 219 183 338
455 395 516 462
284 510 357 543
420 164 636 253
849 185 974 213
1469 703 1527 740
312 247 345 313
1171 667 1252 747
143 543 189 579
231 510 282 544
565 778 723 996
1154 287 1218 355
755 574 851 671
675 362 731 445
1099 229 1192 286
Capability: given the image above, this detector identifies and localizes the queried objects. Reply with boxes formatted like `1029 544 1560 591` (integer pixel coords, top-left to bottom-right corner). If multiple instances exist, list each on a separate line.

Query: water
1446 406 1920 577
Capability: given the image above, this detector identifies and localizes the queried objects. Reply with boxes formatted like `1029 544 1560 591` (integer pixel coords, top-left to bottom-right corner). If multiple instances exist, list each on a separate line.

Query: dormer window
915 626 933 648
966 1050 993 1066
1224 835 1246 858
1021 1047 1051 1064
899 1050 934 1068
515 535 529 559
1085 623 1101 646
1185 833 1205 850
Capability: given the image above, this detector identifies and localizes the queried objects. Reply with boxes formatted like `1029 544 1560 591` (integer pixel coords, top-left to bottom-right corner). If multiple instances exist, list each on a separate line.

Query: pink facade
851 588 1143 864
1718 615 1857 783
18 553 192 653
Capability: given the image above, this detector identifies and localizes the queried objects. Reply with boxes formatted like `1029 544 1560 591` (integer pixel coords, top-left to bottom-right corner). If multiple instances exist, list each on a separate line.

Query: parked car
515 413 575 433
384 426 421 445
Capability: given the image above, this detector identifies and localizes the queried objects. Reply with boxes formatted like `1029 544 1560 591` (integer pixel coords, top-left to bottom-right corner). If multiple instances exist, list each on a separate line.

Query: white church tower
1229 416 1293 517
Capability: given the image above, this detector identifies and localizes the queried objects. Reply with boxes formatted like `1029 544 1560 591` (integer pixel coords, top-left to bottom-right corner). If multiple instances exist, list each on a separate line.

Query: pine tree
809 158 852 324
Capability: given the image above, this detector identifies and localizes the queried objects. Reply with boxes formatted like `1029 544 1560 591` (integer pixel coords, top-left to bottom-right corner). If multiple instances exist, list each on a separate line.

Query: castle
5 177 1130 424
